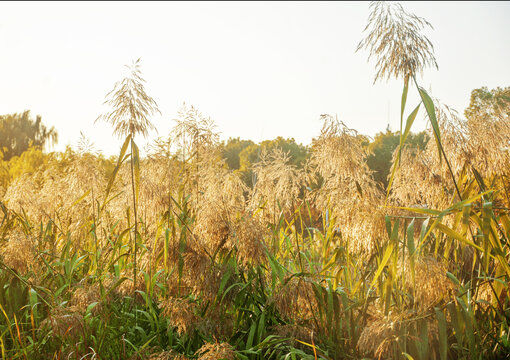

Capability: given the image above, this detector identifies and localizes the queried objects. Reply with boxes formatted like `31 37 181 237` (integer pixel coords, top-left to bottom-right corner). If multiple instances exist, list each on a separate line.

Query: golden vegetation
0 2 509 359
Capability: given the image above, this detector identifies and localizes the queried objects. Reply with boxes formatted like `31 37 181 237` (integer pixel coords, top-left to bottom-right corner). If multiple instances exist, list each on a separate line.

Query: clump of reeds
1 230 35 274
250 147 305 224
1 3 509 359
161 297 200 336
465 87 510 177
40 306 84 340
196 342 236 360
357 310 440 360
400 256 455 312
272 276 318 326
69 282 102 314
308 114 386 254
390 103 472 209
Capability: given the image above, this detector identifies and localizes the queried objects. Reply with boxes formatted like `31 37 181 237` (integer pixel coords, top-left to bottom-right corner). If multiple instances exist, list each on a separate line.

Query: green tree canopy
465 86 510 121
0 111 58 161
366 128 429 189
220 137 255 170
220 136 308 187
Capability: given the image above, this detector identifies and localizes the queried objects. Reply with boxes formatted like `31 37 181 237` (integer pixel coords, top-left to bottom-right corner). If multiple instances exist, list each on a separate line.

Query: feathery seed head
357 1 438 83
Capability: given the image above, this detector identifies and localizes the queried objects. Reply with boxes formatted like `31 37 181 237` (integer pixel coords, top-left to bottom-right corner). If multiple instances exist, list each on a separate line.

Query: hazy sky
1 1 509 156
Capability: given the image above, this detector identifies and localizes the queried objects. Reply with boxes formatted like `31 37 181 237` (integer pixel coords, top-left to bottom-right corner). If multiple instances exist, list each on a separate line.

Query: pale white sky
1 1 509 156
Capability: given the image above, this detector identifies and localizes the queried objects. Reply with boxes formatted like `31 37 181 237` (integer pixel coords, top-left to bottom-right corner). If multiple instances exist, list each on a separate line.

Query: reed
0 2 508 359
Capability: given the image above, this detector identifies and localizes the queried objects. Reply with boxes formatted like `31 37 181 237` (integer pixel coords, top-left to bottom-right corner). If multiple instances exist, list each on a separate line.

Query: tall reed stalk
96 58 160 320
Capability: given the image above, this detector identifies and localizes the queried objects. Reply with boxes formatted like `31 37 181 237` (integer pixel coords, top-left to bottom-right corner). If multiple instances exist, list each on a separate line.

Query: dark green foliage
366 128 429 189
221 137 255 170
221 137 309 188
0 111 58 161
220 132 430 191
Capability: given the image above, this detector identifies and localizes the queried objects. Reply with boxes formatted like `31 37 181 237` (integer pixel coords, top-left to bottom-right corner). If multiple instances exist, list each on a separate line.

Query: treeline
1 85 507 195
0 112 115 190
219 131 429 190
0 112 427 194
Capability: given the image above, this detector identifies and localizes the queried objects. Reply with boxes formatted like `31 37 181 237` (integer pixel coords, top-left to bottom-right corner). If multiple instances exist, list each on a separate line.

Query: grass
0 2 509 359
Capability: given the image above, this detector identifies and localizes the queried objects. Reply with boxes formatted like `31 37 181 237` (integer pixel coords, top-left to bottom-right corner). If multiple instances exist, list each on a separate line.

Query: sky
0 1 509 156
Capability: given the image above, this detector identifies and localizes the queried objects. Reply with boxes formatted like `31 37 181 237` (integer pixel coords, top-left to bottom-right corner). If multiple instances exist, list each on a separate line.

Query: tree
366 128 429 189
229 137 308 188
220 137 255 170
465 86 510 121
0 111 58 161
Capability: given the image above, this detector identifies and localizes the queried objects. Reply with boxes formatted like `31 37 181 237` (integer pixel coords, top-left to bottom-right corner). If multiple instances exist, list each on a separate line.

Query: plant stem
129 139 138 324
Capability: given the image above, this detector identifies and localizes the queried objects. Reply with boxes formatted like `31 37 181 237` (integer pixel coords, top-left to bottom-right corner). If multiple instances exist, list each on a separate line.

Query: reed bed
0 2 509 359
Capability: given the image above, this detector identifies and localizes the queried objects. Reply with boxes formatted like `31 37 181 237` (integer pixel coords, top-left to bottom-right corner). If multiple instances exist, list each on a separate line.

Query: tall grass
0 2 509 359
96 58 161 316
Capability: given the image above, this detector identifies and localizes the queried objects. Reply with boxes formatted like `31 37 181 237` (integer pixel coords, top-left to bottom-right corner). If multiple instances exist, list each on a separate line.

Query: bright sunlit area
0 2 509 359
